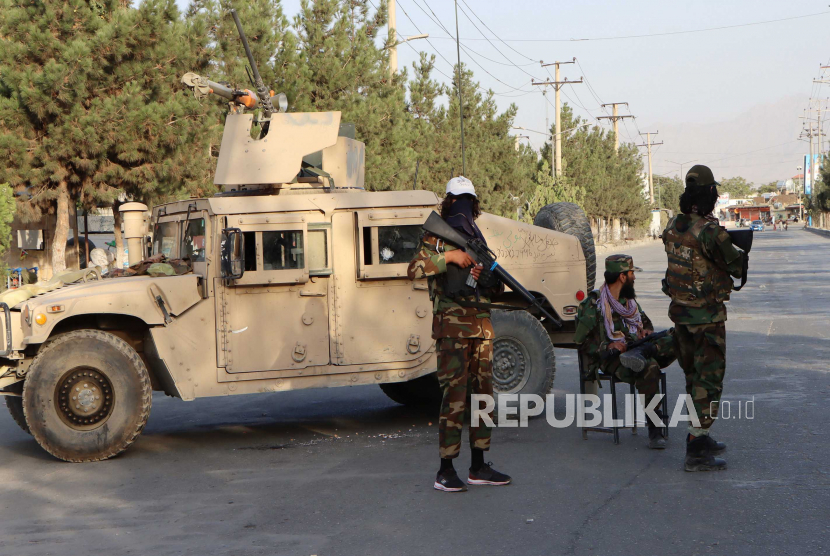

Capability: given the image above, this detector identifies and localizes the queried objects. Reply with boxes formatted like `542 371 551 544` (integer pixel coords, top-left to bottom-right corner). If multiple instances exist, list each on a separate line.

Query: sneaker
468 463 512 486
434 468 467 492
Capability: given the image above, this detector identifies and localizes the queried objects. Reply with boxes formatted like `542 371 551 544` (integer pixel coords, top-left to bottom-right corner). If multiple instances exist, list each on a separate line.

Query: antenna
454 0 466 176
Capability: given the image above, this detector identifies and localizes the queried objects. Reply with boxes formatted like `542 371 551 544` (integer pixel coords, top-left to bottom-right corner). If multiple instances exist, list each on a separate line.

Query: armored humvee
0 32 596 461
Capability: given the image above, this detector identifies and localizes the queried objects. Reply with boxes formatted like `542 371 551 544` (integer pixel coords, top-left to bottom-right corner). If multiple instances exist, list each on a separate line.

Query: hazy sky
178 0 830 183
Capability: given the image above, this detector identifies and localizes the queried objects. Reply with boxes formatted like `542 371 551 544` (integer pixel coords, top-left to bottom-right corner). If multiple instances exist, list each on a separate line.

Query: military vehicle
0 15 595 462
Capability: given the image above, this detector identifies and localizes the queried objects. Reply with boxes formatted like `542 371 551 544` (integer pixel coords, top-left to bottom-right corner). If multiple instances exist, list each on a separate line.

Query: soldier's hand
470 263 483 280
609 341 627 353
445 250 475 268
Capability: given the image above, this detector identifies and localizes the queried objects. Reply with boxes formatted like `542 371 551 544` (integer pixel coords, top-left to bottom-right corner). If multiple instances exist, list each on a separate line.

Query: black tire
66 237 97 269
5 382 30 434
491 310 555 397
379 373 442 407
22 329 152 462
534 202 596 291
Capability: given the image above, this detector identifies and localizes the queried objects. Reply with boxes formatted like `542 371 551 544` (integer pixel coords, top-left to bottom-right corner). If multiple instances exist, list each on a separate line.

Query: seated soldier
574 254 676 449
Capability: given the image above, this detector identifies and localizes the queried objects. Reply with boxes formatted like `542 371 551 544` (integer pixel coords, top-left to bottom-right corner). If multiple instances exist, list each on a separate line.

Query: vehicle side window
377 225 421 264
307 225 331 275
263 231 303 270
243 231 257 271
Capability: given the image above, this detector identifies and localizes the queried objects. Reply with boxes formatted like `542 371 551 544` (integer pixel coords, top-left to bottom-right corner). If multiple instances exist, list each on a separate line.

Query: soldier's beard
621 281 636 299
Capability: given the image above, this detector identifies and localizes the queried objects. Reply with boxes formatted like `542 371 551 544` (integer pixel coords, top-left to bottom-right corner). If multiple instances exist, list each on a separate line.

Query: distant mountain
643 96 809 185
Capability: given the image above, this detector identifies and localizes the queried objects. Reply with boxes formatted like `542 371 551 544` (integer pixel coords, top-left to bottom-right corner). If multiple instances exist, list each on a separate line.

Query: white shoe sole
467 477 511 486
433 481 465 492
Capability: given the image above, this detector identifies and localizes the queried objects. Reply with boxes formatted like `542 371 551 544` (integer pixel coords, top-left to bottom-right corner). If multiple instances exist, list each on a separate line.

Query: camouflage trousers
436 337 493 459
674 322 726 429
601 333 676 407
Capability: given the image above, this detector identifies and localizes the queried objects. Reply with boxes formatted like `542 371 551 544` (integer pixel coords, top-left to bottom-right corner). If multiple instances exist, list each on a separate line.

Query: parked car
750 220 765 232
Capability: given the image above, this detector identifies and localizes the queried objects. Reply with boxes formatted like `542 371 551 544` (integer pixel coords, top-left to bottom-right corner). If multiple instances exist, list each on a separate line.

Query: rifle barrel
230 9 275 118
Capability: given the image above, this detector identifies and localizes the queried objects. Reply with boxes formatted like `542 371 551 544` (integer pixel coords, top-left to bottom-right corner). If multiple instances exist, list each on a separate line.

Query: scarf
445 196 486 243
598 283 642 342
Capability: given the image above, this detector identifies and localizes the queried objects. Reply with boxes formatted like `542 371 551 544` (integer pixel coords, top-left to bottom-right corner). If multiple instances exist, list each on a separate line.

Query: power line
406 10 830 43
457 0 538 63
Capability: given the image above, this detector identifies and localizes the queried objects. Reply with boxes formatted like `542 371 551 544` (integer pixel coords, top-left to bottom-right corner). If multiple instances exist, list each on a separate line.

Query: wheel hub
55 368 114 430
492 337 530 393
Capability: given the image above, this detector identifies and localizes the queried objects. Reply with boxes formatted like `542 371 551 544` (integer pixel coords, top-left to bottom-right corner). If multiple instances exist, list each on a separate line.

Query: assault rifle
601 328 673 361
422 211 562 328
726 229 752 291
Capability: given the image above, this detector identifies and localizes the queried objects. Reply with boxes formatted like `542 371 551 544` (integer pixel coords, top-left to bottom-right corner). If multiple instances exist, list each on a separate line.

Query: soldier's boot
619 343 658 374
687 433 726 454
684 435 727 472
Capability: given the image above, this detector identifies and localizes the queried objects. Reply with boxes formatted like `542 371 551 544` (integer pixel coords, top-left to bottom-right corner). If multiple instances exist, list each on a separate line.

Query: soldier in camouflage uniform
407 176 511 492
574 255 676 449
662 164 746 472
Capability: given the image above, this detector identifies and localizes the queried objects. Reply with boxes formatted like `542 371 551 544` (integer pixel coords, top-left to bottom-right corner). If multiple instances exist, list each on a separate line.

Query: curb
805 227 830 239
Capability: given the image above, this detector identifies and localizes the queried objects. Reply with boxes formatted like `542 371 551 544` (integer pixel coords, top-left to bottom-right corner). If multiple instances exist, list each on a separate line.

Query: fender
17 275 202 346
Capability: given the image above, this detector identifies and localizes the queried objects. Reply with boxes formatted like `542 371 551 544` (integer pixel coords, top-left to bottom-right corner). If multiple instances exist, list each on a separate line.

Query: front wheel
490 310 556 397
23 329 152 462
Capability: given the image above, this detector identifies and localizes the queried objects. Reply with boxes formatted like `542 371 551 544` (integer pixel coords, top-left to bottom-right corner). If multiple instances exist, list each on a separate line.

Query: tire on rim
490 310 555 397
22 329 152 462
379 373 442 407
5 382 29 434
534 202 596 291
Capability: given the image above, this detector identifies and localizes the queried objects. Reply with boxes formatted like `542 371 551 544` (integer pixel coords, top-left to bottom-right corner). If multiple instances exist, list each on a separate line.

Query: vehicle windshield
182 218 206 262
152 221 178 258
752 220 762 225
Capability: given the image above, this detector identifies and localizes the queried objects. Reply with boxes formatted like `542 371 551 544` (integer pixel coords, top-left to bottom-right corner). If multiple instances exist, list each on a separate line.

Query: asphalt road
1 227 828 556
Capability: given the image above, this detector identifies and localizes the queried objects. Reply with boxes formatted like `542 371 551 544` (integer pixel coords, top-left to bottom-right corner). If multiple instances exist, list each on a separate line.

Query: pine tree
0 0 214 274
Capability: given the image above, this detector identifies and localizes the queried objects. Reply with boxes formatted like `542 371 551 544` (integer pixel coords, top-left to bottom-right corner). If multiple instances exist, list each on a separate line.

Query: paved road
1 228 828 556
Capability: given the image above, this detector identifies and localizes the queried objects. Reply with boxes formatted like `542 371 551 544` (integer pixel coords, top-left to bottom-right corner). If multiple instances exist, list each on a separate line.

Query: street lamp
796 165 804 220
663 159 697 207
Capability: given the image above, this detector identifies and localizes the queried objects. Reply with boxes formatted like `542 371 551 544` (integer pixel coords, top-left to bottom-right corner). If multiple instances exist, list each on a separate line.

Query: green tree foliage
0 0 215 273
718 176 753 198
0 183 14 266
811 155 829 213
653 174 684 215
539 105 649 227
756 181 779 194
520 161 585 224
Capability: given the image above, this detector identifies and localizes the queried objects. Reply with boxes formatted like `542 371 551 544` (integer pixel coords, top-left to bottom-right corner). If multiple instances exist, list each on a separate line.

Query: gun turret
181 73 287 113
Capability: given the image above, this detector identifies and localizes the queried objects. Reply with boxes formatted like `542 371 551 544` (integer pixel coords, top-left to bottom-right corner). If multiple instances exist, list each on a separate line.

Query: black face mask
620 280 636 300
445 195 485 242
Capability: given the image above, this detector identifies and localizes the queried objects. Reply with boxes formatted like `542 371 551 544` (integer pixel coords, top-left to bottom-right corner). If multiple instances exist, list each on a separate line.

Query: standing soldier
407 176 511 492
662 165 747 471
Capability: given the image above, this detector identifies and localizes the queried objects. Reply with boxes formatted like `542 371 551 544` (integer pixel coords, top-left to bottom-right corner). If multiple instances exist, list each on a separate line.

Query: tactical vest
662 215 733 307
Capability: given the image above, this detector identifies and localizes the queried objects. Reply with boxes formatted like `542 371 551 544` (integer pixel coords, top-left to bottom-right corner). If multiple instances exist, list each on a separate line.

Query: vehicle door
330 209 433 366
216 213 331 373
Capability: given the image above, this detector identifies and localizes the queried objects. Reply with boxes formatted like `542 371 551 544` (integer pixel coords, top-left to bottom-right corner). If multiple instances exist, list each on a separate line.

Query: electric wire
413 10 830 43
457 0 539 63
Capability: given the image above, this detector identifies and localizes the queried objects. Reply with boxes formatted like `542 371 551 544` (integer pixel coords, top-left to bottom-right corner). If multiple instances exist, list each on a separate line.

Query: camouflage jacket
407 233 501 340
573 290 654 379
662 213 744 325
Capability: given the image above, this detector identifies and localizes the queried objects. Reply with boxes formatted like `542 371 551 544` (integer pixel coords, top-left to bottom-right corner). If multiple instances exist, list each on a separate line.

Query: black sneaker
434 468 467 492
468 463 512 486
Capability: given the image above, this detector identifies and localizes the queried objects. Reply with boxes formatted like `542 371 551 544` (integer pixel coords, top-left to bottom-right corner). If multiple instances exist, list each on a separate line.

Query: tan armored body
0 27 593 462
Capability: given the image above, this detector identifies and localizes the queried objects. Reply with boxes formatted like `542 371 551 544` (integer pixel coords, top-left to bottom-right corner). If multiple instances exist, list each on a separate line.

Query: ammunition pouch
444 264 477 298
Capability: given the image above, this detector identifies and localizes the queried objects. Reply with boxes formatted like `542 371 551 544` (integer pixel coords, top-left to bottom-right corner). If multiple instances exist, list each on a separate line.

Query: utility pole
533 58 582 178
597 103 635 152
388 0 396 76
636 131 663 204
453 0 466 175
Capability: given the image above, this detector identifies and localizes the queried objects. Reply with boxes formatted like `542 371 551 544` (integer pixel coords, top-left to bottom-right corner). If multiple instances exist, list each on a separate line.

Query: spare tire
534 202 596 291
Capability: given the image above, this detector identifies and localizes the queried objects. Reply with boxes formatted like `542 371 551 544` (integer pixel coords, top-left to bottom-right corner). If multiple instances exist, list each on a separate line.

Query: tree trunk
612 218 621 241
51 182 70 274
72 198 81 270
112 200 126 269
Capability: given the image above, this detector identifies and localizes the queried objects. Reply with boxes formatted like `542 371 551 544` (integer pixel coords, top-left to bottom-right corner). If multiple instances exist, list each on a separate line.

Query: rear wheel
23 329 152 462
491 310 555 397
535 202 596 291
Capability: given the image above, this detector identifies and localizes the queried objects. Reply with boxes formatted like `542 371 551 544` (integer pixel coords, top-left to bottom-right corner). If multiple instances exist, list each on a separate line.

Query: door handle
412 282 428 291
299 290 326 297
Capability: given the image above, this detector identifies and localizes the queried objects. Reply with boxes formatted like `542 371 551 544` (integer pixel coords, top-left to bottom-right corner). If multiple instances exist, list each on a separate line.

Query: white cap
445 176 476 197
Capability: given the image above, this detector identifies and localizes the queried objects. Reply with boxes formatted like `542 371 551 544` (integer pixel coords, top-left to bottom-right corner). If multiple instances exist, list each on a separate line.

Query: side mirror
221 228 244 280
